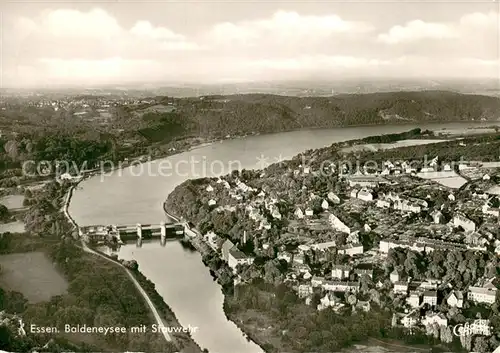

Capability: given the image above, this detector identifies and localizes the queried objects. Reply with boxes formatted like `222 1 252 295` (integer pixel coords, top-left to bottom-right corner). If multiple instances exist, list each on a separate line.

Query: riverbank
62 186 203 353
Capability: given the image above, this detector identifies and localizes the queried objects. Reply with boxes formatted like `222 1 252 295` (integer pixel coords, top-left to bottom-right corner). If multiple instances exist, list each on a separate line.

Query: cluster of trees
225 280 393 353
131 91 500 140
385 248 498 290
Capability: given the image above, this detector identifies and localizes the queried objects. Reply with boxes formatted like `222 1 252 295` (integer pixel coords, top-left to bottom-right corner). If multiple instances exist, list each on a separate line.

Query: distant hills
133 91 500 143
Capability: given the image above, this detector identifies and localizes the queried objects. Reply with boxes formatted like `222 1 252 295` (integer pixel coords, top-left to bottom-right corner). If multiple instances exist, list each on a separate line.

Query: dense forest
136 91 500 142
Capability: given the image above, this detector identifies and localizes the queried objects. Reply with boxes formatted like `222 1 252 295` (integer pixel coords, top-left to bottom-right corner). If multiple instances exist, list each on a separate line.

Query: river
68 122 495 353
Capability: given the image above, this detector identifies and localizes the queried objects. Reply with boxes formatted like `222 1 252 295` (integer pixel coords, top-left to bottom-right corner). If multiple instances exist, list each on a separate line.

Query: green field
0 251 68 302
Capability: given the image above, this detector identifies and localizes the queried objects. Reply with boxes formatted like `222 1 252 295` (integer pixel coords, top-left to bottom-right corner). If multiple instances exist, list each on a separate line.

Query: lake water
68 122 494 353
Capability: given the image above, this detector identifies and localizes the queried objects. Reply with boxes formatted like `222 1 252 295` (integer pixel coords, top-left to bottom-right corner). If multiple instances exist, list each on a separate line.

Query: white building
206 185 214 192
423 291 438 306
468 284 497 305
328 213 351 234
228 248 253 271
321 199 329 210
208 199 217 206
407 292 421 308
390 270 400 283
393 282 409 294
332 265 351 280
305 208 314 217
295 208 304 219
453 214 476 232
422 313 448 328
327 192 341 204
357 188 373 202
446 291 464 308
338 243 364 256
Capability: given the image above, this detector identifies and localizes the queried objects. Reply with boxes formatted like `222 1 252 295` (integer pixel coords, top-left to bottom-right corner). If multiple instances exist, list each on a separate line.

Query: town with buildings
168 137 500 352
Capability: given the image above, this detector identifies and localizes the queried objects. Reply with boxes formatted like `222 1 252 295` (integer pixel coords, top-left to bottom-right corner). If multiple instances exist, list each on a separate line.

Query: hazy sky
2 0 499 87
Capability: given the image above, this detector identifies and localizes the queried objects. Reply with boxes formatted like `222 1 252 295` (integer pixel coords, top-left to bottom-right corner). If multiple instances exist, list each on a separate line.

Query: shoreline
62 184 203 353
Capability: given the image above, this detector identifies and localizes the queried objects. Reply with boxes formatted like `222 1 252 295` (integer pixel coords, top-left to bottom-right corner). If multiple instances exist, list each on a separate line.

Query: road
80 240 172 342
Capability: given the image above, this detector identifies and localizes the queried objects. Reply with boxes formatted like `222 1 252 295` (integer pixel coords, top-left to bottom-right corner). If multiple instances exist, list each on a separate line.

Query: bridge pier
136 223 142 239
136 237 142 248
160 221 166 242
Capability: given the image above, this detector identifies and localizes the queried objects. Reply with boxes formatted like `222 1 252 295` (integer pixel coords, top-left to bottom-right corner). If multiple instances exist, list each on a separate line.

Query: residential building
356 300 371 312
394 281 409 294
227 248 253 271
376 199 391 208
294 208 304 219
297 284 313 298
332 265 351 279
407 292 421 308
401 315 418 328
311 276 324 287
329 213 351 234
357 188 373 201
310 241 337 251
327 192 341 204
390 270 400 283
347 176 382 188
354 268 373 279
338 243 364 256
423 291 438 306
350 189 359 198
322 281 359 293
422 313 448 327
206 185 214 192
317 292 339 310
221 239 235 262
277 251 293 263
431 210 444 224
468 284 498 304
305 208 314 217
446 291 464 308
453 214 476 232
321 199 329 210
208 199 217 206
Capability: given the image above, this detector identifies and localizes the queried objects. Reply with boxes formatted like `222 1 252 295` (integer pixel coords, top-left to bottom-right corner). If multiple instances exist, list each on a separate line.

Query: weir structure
79 222 185 246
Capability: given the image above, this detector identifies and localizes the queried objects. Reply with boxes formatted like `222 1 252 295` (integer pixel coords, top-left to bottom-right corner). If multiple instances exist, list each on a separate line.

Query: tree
0 204 9 221
473 337 489 353
440 326 453 343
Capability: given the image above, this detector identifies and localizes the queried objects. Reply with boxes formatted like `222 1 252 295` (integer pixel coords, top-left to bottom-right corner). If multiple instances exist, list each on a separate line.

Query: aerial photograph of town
0 0 499 353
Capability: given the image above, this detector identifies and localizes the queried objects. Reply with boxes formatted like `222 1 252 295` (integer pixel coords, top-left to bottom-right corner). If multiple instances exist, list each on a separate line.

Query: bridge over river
79 222 185 246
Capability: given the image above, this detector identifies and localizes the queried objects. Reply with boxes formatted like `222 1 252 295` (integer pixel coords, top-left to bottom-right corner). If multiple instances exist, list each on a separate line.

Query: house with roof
453 214 476 232
305 208 314 217
446 291 464 308
228 247 253 271
400 313 419 328
423 291 438 306
357 188 374 202
322 281 359 293
294 208 304 219
317 292 339 310
311 241 337 251
422 313 448 328
208 199 217 206
431 210 444 224
394 281 409 295
390 270 400 283
332 265 351 280
350 189 359 199
297 284 313 298
337 243 364 256
206 185 214 192
356 300 371 312
327 192 341 204
354 268 373 279
221 239 235 262
468 280 498 304
328 213 351 234
321 199 329 210
311 276 325 287
407 291 421 308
